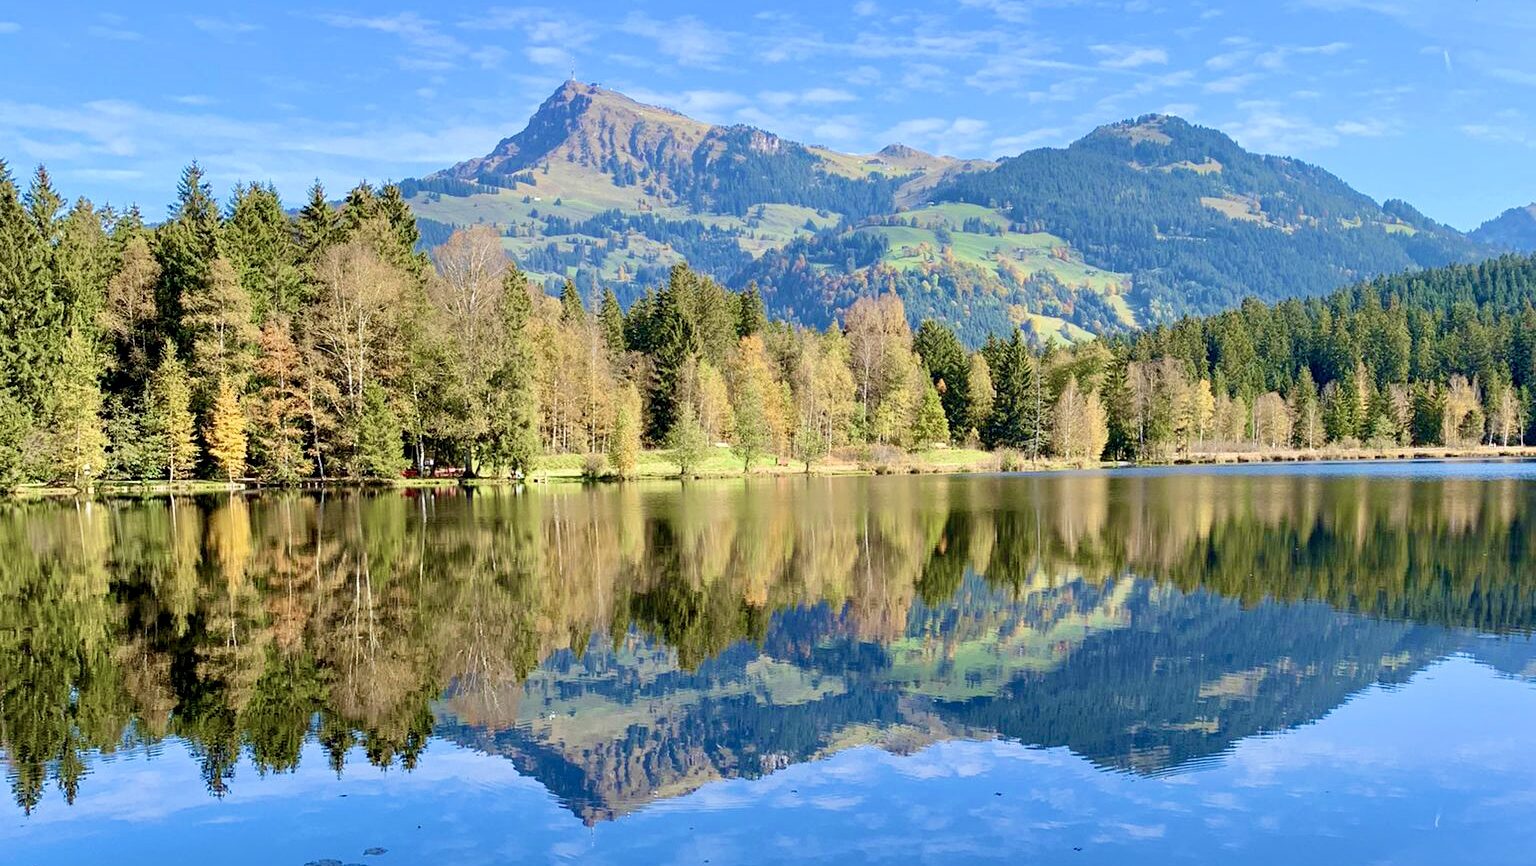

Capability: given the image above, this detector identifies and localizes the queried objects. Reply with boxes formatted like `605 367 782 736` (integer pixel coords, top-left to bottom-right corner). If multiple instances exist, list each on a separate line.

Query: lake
4 463 1536 865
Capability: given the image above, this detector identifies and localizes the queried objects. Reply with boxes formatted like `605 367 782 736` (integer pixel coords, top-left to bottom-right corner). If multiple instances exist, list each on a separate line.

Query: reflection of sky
6 656 1535 865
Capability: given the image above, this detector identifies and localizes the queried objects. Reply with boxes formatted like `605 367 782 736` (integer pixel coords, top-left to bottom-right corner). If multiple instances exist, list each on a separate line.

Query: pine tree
488 267 541 477
737 282 766 338
559 278 586 323
599 286 626 362
0 388 35 490
204 378 248 482
103 396 154 481
352 383 405 478
0 163 64 423
297 180 340 265
646 267 699 443
224 182 304 317
184 255 257 388
1289 367 1323 448
49 326 108 487
145 340 199 482
983 333 1034 451
913 319 969 436
155 163 222 348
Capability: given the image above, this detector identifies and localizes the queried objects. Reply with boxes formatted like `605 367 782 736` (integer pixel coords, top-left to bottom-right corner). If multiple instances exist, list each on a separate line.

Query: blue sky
2 1 1534 229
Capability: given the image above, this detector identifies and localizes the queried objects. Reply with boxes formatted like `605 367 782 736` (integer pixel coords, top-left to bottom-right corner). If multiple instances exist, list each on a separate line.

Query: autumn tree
1253 392 1293 449
145 340 199 481
1051 376 1107 463
608 384 642 479
966 352 994 441
248 319 308 482
204 378 248 482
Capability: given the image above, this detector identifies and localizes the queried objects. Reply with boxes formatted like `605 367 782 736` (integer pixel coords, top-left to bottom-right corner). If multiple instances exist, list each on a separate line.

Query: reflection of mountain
435 573 1464 822
5 469 1536 815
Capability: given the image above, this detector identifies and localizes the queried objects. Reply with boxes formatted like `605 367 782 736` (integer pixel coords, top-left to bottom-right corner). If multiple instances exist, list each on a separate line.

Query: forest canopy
1 160 1534 489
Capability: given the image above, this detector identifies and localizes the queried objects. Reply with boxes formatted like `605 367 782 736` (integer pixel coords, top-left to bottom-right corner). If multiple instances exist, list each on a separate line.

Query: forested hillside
929 115 1485 321
1472 203 1536 252
404 86 1493 343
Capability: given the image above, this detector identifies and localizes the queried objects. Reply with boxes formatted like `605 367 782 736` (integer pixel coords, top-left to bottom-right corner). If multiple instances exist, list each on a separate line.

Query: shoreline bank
9 445 1536 497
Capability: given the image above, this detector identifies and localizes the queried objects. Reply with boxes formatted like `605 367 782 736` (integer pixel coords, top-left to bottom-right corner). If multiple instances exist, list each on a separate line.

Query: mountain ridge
1471 203 1536 252
404 82 1495 343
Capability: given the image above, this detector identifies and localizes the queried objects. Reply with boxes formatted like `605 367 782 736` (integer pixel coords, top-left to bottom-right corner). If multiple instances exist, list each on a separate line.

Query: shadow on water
2 468 1535 819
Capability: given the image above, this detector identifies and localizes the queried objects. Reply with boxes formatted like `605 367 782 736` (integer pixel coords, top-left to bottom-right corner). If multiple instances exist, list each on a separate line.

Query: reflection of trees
1 471 1534 811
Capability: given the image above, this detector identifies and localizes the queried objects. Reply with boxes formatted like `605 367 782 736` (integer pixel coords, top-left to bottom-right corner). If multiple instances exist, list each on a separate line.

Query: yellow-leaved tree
205 378 248 482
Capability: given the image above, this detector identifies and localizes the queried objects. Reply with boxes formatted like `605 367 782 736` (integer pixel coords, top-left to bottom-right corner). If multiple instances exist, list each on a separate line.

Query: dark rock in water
364 849 388 856
304 861 343 866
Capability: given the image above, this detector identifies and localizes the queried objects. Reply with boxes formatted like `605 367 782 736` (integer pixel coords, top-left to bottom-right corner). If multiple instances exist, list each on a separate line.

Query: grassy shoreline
9 443 1536 497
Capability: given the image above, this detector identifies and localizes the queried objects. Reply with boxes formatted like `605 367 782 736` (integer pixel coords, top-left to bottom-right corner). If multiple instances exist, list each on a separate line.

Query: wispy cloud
88 24 141 41
882 116 989 156
958 0 1035 23
1334 117 1396 137
991 127 1068 153
1223 101 1340 153
1205 73 1259 94
624 88 748 119
317 11 469 72
191 17 260 36
1091 44 1169 70
621 13 732 69
0 21 19 34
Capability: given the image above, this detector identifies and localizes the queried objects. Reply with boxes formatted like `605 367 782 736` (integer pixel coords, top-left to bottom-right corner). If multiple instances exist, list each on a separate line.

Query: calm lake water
4 463 1536 865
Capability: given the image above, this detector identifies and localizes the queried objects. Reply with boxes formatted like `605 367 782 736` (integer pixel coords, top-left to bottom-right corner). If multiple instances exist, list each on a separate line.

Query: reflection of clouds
10 658 1536 864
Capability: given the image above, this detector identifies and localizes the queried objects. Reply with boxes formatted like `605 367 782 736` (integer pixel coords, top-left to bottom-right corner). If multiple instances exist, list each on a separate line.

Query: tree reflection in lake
2 468 1534 819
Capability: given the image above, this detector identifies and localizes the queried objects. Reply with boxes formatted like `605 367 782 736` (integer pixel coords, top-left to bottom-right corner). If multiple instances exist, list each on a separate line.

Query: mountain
1472 203 1536 252
404 83 1493 344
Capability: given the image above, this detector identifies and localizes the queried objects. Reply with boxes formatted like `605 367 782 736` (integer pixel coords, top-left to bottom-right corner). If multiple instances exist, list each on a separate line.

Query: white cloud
1223 102 1340 153
1461 123 1529 146
1205 73 1259 93
991 127 1067 153
1256 41 1350 70
802 87 857 104
621 13 732 68
317 11 470 72
853 1 879 15
882 116 989 156
526 45 573 68
88 24 141 41
1335 118 1394 137
191 17 260 35
1487 67 1536 87
1091 44 1169 70
625 88 748 119
0 21 19 34
846 65 882 86
901 62 950 93
1205 49 1250 70
958 0 1035 23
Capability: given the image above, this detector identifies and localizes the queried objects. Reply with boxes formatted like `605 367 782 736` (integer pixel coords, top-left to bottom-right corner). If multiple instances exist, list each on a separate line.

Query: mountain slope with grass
405 84 1494 344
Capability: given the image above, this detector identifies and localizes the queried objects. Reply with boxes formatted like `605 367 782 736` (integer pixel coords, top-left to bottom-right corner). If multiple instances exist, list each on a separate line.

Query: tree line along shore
3 161 1536 494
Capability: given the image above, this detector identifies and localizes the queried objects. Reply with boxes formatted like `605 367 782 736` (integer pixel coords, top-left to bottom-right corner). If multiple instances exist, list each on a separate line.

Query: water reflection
2 469 1534 820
